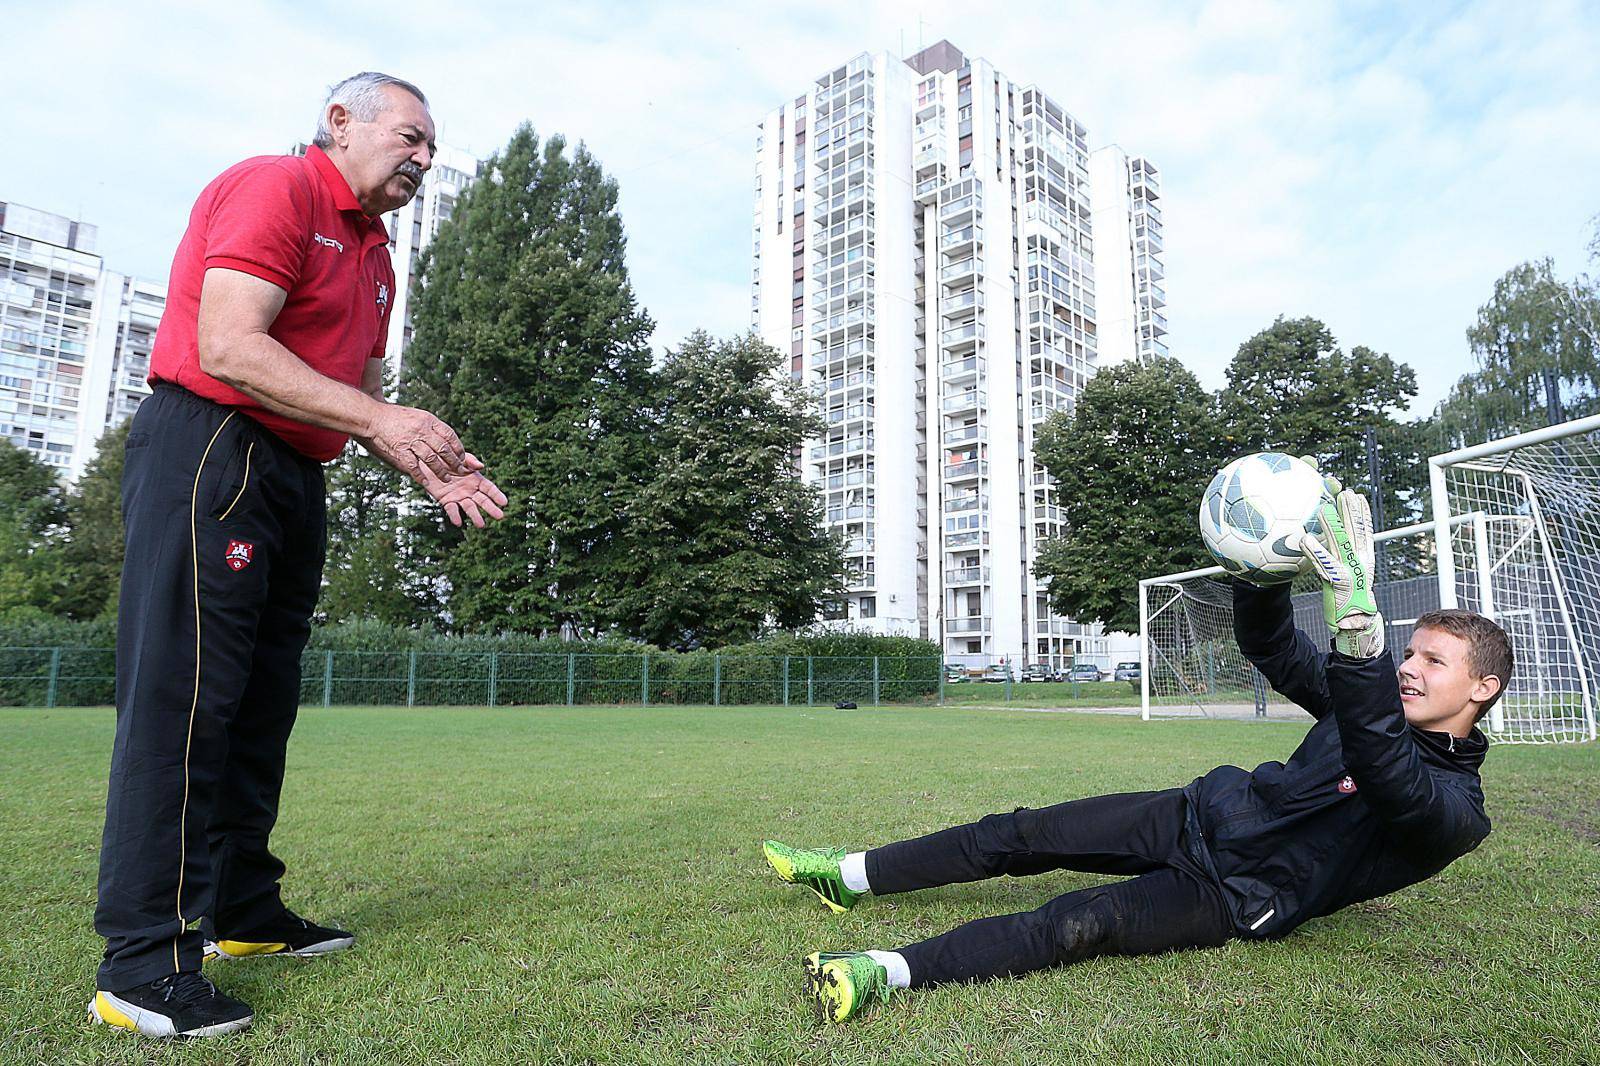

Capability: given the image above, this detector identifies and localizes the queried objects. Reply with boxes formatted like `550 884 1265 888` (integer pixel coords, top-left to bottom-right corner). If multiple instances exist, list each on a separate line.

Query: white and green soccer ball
1198 452 1330 585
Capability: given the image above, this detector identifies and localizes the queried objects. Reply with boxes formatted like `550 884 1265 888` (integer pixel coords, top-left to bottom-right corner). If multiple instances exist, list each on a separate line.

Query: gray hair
313 72 429 148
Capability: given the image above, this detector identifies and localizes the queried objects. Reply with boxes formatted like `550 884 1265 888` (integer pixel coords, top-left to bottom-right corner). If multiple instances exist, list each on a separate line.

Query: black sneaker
89 972 253 1039
204 910 355 961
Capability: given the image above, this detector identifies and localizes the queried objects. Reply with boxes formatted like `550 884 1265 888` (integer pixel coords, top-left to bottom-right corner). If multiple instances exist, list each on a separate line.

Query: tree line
1033 231 1600 633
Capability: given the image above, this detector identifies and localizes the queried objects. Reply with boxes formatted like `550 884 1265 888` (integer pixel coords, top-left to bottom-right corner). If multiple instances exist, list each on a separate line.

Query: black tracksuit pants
96 384 326 991
865 789 1233 987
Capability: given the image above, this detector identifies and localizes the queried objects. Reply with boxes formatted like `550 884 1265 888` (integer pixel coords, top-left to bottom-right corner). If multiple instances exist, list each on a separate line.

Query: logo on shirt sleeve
313 232 345 253
1337 774 1358 795
376 281 389 313
225 540 255 571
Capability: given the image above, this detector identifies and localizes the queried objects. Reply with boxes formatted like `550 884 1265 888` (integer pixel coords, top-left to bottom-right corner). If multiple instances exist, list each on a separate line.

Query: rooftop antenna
918 15 927 51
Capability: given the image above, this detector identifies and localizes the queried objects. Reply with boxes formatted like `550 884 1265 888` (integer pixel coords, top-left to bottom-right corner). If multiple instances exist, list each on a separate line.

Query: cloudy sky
5 0 1597 415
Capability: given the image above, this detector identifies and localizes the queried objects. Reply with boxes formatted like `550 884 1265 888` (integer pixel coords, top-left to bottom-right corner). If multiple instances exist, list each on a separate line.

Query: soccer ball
1198 452 1329 585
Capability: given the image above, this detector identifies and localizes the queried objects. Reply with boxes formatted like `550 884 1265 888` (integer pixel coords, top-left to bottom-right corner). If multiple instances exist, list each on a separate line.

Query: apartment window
859 596 876 619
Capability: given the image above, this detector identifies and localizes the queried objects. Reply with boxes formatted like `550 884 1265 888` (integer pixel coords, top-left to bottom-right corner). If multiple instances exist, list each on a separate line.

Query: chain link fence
0 649 944 708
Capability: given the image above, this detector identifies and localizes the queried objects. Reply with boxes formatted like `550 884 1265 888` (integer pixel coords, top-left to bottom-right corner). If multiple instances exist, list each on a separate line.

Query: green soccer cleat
762 840 862 913
810 952 892 1024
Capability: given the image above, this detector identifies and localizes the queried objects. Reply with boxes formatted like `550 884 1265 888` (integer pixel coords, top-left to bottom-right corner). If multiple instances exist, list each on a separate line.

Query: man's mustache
396 162 425 185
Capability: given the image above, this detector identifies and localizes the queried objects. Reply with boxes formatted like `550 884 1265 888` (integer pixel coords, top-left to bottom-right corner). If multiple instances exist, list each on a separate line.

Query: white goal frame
1139 414 1600 743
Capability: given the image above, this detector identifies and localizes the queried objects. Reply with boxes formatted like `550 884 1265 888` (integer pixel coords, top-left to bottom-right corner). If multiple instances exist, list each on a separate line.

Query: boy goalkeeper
762 488 1513 1023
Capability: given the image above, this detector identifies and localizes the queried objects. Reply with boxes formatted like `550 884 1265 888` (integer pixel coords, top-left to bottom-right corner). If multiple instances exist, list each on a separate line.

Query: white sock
839 851 871 894
865 950 911 989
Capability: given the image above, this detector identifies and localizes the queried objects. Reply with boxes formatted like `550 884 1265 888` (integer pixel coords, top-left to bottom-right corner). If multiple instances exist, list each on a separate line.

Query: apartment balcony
827 504 876 522
914 144 943 170
942 354 986 384
939 193 978 226
945 567 991 586
941 389 985 414
826 402 875 425
811 307 870 337
914 168 946 204
842 536 876 555
945 530 989 548
1033 502 1064 523
943 493 987 514
1036 619 1075 635
943 459 989 482
1135 255 1164 281
1138 281 1167 308
940 225 981 256
809 435 875 461
1134 231 1164 254
941 288 983 320
940 257 982 285
823 469 875 490
942 423 987 446
1138 308 1169 335
941 322 985 354
823 369 875 393
946 616 991 635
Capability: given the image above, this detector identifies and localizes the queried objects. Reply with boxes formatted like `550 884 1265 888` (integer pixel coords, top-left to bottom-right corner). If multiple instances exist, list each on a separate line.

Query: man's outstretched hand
1301 488 1385 658
415 453 508 529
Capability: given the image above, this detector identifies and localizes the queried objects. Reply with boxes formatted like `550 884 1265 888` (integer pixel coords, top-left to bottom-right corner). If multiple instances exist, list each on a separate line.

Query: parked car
982 663 1011 683
944 664 968 684
1113 661 1142 682
1068 664 1104 682
1022 664 1053 683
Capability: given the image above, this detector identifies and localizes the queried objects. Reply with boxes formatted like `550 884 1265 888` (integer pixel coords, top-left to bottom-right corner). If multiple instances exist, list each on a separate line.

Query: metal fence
0 649 945 709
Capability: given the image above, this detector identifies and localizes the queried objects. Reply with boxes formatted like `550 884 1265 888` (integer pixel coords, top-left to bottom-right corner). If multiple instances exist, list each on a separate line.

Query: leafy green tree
1219 315 1425 526
55 419 131 620
400 125 659 635
614 331 846 649
0 440 73 615
1033 357 1228 632
317 441 416 625
1432 258 1600 445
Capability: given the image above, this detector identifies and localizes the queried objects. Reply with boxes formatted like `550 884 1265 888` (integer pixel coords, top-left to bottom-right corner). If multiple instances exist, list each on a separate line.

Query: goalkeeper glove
1301 487 1385 658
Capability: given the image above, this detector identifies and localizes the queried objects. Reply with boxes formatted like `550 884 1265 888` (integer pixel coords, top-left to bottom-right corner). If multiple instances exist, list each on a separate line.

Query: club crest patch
376 281 389 313
1337 774 1357 795
225 540 255 572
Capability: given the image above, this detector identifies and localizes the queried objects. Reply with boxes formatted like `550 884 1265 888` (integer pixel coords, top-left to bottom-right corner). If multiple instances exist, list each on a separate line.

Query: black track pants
864 789 1233 987
95 385 326 991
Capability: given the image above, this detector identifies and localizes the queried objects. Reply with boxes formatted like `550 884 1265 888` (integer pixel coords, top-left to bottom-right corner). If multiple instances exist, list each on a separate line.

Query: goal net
1140 415 1600 743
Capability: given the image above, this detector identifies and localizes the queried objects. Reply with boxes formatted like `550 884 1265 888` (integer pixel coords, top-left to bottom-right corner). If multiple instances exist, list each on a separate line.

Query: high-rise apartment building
750 42 1167 670
0 201 165 480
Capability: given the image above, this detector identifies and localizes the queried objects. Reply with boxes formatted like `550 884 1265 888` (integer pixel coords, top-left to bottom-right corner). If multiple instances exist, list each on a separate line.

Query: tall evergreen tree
1032 357 1228 632
615 331 846 649
400 126 658 634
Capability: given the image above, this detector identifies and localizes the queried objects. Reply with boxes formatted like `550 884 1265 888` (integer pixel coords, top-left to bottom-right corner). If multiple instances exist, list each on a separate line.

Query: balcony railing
943 459 988 480
945 616 991 634
945 531 988 548
942 354 986 381
943 494 986 513
942 424 986 446
940 257 982 282
945 567 990 585
941 323 985 349
941 289 982 317
941 390 985 413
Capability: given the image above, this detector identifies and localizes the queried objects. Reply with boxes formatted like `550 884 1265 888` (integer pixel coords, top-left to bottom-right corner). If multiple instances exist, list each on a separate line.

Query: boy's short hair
1413 609 1515 720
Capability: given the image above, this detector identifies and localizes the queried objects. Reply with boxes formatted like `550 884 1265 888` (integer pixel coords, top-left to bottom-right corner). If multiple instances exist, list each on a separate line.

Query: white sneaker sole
88 990 252 1039
204 935 355 960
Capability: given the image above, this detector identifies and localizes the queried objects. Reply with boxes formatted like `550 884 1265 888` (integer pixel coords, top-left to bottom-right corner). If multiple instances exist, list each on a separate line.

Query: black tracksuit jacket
1179 581 1491 940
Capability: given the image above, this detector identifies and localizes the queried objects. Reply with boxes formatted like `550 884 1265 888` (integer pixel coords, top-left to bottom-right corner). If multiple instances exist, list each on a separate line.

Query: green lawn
1 705 1596 1065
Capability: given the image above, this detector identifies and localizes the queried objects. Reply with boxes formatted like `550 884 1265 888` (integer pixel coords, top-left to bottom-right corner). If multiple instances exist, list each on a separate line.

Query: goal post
1140 414 1600 742
1428 414 1600 743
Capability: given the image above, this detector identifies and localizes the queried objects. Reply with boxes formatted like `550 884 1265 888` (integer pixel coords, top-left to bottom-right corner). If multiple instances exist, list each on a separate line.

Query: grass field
2 704 1596 1065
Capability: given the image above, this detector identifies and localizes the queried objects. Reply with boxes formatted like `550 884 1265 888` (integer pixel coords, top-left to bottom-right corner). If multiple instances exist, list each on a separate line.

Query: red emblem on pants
225 540 254 571
1337 775 1357 794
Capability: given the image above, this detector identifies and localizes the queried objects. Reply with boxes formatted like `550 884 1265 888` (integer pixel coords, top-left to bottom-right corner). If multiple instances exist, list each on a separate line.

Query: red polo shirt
149 145 395 461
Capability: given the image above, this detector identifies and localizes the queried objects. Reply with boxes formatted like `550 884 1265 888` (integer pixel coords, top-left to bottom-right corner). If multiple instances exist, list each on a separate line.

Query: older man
90 72 505 1039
